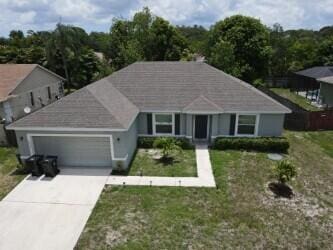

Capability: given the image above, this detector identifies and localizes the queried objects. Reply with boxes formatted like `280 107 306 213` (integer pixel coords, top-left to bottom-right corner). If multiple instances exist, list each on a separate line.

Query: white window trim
235 114 260 137
152 113 175 136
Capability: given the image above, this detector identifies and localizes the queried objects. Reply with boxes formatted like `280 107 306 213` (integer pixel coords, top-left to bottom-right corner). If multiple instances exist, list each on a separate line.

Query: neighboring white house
0 64 65 145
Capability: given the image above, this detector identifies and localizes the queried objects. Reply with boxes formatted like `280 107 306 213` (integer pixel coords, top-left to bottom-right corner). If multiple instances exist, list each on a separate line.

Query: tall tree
207 15 270 82
46 23 85 91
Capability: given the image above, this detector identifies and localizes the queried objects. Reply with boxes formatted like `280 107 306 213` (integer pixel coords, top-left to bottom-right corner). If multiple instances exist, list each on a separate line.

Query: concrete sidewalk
107 144 216 187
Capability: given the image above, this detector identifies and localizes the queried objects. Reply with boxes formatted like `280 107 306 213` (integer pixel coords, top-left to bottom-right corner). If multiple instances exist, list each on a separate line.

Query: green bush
138 137 194 149
137 137 155 148
212 137 289 153
275 160 296 184
153 137 182 158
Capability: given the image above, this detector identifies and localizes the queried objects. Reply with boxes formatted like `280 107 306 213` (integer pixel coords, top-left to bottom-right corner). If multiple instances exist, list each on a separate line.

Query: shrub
153 137 182 158
212 137 289 153
137 137 155 148
138 137 194 149
274 160 296 184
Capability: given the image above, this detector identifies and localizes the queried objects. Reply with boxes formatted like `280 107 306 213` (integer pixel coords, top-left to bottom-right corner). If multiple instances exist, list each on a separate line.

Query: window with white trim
236 115 257 135
154 114 174 135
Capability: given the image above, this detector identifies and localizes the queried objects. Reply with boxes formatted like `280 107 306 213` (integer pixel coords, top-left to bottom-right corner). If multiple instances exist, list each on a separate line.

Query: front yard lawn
270 88 321 111
127 149 197 177
77 131 333 249
0 147 26 200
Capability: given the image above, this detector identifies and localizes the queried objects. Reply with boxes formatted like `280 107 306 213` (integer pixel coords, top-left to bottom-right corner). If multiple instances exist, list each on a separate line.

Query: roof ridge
204 63 291 113
87 79 139 128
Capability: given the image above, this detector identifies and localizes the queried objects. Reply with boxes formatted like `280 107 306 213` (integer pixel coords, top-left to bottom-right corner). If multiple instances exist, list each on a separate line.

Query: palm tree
46 23 84 93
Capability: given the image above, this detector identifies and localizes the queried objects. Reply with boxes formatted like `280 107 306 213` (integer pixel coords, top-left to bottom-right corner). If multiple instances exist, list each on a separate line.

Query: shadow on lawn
154 156 180 166
268 182 294 199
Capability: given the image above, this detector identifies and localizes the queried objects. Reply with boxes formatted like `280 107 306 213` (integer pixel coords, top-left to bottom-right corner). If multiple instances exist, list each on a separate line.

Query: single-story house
290 66 333 107
0 64 65 145
8 62 290 169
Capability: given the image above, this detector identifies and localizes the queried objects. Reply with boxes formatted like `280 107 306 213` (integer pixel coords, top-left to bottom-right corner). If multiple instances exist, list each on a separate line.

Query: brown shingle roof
0 64 37 101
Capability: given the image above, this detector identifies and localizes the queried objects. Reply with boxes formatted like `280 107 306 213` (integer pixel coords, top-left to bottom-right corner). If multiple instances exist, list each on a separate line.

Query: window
47 86 51 100
154 113 174 135
30 92 34 106
236 115 257 136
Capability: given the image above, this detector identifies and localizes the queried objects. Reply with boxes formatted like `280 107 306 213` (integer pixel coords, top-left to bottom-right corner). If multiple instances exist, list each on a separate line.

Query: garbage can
26 155 44 176
42 155 59 177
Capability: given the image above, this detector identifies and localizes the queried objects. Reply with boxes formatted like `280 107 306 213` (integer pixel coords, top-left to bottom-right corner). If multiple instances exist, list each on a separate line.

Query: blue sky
0 0 332 36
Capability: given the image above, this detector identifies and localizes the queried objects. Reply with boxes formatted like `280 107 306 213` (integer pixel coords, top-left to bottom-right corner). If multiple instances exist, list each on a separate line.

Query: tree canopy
0 7 332 87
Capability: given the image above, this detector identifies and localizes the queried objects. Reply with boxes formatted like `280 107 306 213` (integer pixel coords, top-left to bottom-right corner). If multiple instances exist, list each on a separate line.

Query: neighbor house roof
0 64 65 102
9 62 290 130
318 76 333 85
0 64 37 101
295 66 333 79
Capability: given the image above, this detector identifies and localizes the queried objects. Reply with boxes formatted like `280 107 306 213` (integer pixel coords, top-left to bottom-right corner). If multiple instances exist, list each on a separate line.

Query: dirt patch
143 148 162 160
263 182 328 219
105 229 126 248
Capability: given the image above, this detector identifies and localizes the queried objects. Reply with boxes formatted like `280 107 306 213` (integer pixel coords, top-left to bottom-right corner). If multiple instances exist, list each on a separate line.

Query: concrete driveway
0 167 111 250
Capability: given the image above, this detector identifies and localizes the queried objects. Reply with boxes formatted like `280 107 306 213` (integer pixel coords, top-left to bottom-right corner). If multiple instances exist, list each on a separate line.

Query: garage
32 136 112 167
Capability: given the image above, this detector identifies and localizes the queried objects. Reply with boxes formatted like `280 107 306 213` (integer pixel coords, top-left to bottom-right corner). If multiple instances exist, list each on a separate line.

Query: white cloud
0 0 332 36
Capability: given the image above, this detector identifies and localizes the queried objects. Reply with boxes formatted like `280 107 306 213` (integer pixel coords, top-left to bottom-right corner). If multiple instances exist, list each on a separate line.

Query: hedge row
138 137 194 149
212 137 289 153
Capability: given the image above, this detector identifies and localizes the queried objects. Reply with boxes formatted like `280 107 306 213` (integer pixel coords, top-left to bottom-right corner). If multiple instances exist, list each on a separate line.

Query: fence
259 87 333 131
264 76 290 88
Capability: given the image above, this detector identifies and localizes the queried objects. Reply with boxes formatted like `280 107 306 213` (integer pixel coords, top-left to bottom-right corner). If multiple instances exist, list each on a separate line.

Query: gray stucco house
8 62 290 169
0 64 65 145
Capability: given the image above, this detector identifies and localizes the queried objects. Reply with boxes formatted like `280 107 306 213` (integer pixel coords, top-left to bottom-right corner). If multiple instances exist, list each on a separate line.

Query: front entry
194 115 208 140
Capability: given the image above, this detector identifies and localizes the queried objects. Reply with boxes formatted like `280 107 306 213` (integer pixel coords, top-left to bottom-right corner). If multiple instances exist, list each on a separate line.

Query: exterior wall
15 118 138 169
257 114 285 137
320 82 333 107
138 112 148 134
218 114 231 136
11 66 63 95
186 114 193 137
5 67 64 122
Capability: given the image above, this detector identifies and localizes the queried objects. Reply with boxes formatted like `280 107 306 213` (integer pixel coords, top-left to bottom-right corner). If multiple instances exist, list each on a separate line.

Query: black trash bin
26 155 44 176
42 155 59 177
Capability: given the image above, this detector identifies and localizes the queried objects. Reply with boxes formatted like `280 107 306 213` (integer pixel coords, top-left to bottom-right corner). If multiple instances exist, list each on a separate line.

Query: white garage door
33 136 112 167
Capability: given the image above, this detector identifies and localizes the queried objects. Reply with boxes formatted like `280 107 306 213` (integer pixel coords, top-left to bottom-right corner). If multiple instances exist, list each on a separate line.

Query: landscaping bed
127 148 197 177
77 131 333 249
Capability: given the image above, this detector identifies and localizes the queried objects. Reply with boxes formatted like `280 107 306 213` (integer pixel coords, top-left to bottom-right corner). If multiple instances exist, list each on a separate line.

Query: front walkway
107 144 216 187
0 167 110 250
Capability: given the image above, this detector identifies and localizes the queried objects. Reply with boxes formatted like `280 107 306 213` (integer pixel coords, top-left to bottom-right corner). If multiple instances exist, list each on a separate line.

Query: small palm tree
274 160 297 184
153 137 182 159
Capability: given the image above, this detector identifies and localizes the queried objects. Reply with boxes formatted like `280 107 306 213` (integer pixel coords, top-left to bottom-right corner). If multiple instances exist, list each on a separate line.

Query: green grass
270 88 321 111
127 149 197 177
76 131 333 249
0 147 26 200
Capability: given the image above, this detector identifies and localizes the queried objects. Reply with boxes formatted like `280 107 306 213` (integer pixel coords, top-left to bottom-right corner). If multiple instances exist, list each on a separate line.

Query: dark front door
195 115 208 139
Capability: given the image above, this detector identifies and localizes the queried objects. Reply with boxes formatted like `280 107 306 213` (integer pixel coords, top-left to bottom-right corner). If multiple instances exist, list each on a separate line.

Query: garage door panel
33 136 112 167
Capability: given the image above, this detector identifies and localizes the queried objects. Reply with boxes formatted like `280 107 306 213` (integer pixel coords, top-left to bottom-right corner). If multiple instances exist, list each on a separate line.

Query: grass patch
127 149 197 177
77 131 333 249
0 147 26 200
270 88 321 111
